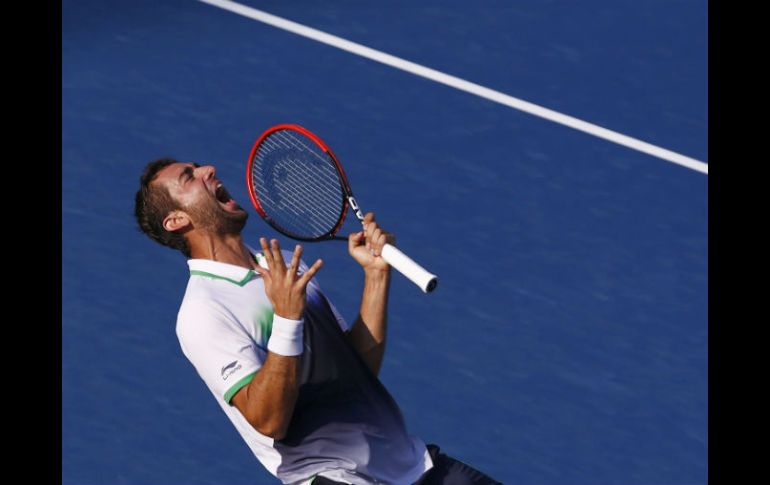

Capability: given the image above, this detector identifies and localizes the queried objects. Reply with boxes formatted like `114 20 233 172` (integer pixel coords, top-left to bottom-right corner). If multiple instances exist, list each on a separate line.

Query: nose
197 165 216 180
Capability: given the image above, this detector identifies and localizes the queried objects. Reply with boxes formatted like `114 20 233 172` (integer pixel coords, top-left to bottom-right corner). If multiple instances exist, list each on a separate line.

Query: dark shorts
312 444 502 485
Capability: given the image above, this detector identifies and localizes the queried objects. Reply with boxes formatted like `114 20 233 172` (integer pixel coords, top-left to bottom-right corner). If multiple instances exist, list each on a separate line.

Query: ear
162 210 192 233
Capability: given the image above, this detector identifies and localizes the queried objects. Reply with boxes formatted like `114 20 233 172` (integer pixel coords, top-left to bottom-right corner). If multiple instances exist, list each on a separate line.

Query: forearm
238 351 300 440
347 268 391 376
234 309 305 440
234 240 324 440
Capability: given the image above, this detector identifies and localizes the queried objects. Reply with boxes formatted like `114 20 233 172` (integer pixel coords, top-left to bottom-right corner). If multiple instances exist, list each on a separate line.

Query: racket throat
348 196 365 222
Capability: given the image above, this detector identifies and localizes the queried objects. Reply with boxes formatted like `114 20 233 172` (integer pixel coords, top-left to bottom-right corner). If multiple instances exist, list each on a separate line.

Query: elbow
251 419 289 440
267 429 287 441
256 425 287 441
237 400 292 440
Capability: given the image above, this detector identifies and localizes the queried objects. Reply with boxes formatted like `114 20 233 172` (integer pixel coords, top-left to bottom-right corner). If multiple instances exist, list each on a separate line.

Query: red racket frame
246 124 353 241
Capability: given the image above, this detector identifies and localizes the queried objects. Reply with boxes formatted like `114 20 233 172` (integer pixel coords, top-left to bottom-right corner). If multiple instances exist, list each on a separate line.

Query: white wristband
267 315 305 356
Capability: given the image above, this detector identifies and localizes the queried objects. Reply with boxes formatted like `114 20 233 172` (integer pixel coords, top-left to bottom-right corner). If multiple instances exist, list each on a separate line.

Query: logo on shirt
221 360 242 380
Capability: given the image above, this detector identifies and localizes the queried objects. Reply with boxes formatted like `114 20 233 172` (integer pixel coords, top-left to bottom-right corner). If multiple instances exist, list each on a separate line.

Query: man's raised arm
231 239 322 440
346 212 394 377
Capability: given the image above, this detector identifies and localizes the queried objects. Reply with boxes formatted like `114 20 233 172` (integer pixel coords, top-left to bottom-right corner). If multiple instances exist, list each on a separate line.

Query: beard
186 197 248 235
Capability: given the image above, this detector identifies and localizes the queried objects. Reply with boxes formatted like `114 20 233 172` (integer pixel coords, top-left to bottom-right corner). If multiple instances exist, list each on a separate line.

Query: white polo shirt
175 248 432 485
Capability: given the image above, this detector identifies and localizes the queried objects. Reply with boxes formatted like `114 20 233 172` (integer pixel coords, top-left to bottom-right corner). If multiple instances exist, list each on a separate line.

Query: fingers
348 230 364 253
259 237 291 275
361 213 389 257
257 237 313 281
270 239 286 270
259 237 273 266
297 258 323 287
362 212 375 238
288 244 302 276
371 229 388 257
368 227 381 254
252 263 269 281
362 213 376 252
256 238 318 319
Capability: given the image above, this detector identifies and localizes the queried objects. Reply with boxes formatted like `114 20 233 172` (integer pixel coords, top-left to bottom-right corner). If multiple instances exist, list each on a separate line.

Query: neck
187 232 255 269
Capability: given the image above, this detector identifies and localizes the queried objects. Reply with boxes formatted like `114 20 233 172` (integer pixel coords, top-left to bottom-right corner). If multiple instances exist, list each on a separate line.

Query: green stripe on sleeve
224 371 257 404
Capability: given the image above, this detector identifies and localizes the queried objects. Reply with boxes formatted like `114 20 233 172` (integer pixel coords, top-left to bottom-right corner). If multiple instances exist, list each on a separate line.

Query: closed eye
179 166 195 183
178 163 201 184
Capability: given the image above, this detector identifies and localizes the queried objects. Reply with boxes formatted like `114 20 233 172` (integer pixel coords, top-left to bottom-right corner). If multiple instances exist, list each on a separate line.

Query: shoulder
176 298 230 339
178 297 227 318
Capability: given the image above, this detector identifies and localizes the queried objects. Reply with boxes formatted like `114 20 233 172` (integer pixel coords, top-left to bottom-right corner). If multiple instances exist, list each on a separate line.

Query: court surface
62 1 708 483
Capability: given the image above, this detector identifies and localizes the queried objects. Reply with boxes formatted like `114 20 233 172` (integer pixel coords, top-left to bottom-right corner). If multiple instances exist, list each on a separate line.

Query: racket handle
381 244 438 293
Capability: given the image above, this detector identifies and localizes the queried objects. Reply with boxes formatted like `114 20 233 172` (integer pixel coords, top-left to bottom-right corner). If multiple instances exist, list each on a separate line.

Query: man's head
134 158 248 257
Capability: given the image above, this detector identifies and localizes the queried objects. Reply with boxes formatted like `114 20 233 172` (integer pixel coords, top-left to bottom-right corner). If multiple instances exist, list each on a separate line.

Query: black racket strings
251 130 346 239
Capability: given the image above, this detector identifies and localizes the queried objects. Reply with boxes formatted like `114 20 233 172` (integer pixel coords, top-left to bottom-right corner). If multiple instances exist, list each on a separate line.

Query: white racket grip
380 244 438 293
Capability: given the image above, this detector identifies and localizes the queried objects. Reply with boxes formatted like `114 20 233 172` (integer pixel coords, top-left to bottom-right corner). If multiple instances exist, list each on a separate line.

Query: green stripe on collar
190 269 255 287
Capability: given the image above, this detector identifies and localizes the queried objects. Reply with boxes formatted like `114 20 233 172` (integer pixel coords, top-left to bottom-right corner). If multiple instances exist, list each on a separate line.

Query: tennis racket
246 124 438 293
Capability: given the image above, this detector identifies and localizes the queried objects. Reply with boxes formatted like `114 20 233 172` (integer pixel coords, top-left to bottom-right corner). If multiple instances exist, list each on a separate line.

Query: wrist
267 315 305 356
364 266 391 280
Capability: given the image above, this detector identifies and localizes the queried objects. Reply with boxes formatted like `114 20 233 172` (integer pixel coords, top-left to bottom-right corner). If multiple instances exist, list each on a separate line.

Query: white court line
198 0 708 175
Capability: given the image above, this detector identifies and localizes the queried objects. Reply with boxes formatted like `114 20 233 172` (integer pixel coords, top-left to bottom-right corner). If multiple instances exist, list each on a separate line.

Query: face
154 162 248 234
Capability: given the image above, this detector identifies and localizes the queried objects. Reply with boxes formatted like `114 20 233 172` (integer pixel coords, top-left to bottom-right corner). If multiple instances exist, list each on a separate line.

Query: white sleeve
176 299 263 404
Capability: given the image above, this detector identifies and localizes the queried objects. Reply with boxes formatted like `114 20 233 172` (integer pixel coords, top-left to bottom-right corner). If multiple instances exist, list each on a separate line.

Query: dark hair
134 158 192 257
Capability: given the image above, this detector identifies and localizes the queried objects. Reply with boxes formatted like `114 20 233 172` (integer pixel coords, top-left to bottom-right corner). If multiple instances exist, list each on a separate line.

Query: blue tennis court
62 1 708 483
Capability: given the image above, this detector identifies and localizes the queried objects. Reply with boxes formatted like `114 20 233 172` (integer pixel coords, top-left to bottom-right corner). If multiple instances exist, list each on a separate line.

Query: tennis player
134 158 500 485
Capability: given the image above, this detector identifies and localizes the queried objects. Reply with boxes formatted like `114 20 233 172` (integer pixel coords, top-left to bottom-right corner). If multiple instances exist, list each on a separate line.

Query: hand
252 238 323 320
348 212 395 273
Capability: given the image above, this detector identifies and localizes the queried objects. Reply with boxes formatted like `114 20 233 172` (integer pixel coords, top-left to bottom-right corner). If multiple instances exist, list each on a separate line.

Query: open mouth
215 183 235 206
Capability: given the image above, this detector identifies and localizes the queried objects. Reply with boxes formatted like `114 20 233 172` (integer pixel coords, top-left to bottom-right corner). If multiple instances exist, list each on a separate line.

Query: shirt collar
187 245 265 287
